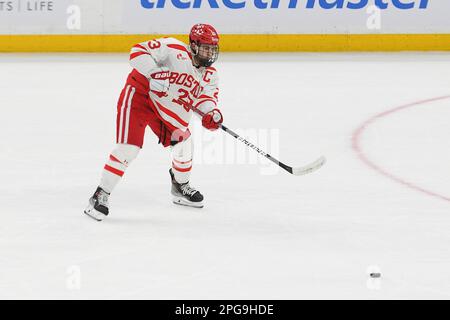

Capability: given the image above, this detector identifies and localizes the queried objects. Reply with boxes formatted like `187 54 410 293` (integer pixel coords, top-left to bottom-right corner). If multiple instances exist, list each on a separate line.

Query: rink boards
0 0 449 51
0 34 450 52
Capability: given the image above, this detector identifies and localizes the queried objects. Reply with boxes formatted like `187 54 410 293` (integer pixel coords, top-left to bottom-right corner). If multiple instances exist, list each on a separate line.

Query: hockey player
84 24 223 221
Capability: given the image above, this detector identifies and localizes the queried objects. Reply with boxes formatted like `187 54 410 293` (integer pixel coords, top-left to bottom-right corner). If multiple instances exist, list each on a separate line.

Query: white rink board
0 0 449 34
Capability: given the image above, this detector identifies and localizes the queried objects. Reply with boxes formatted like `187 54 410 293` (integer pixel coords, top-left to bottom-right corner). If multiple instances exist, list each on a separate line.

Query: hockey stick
217 123 326 176
188 103 326 176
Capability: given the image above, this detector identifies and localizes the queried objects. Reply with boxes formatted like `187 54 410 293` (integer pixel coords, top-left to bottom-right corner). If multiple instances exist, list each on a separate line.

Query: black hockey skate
170 169 204 208
84 187 110 221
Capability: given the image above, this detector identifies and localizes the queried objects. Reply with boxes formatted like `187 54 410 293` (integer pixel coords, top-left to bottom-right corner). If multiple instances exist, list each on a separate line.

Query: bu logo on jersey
177 53 187 61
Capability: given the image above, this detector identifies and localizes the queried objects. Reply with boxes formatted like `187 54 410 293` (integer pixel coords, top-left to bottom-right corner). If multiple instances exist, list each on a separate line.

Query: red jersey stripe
104 164 124 177
153 100 189 127
120 86 133 143
172 162 192 172
133 44 147 51
195 98 217 109
197 94 213 100
109 154 122 164
130 51 150 60
167 44 192 60
173 158 192 165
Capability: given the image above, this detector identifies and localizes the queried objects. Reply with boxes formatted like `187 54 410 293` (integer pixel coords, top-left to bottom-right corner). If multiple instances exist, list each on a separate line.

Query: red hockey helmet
189 24 219 67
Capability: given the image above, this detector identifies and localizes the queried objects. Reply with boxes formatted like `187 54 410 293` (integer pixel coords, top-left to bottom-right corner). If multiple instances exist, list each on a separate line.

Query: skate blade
84 204 106 221
172 196 204 208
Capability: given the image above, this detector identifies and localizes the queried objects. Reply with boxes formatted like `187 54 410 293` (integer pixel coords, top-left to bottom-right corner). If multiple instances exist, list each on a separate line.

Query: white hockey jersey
128 37 219 132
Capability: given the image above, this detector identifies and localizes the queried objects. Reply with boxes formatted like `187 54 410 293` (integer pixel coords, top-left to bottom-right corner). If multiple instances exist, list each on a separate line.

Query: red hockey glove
202 109 223 131
149 67 170 98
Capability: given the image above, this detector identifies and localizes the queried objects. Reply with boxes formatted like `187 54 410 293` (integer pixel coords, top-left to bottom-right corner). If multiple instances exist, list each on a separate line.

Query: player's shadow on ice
101 207 209 226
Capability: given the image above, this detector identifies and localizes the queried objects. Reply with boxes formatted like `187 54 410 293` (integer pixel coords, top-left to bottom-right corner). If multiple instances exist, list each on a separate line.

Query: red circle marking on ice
351 95 450 203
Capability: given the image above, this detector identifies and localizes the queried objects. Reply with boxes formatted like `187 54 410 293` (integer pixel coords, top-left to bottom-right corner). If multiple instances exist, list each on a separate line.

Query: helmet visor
196 43 219 67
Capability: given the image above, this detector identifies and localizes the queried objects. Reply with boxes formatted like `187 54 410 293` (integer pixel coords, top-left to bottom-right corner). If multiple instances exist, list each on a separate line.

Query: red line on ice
351 95 450 203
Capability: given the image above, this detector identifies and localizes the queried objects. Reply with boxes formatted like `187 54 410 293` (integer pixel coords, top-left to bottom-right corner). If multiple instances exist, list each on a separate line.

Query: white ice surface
0 53 449 299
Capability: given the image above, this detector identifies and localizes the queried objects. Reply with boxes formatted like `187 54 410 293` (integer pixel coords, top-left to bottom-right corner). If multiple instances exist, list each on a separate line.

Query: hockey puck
370 272 381 278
